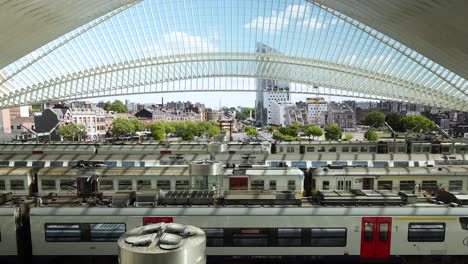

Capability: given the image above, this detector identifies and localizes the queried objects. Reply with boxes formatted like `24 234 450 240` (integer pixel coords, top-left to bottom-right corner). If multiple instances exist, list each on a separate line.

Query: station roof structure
0 0 466 110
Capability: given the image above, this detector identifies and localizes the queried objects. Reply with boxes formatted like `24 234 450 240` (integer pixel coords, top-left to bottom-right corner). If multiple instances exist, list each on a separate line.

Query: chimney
161 97 164 107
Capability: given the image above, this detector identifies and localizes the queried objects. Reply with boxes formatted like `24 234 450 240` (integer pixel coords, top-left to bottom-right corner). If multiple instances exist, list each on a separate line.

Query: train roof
267 153 468 161
0 154 211 161
0 167 33 175
28 206 468 217
314 166 468 176
37 166 191 177
0 207 18 216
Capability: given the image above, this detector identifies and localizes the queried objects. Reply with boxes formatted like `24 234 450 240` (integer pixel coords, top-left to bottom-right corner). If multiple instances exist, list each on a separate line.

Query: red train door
229 177 248 190
360 217 392 259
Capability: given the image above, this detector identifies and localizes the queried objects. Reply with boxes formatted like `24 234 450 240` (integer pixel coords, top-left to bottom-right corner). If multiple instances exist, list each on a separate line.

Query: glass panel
377 181 393 190
59 180 76 191
364 222 374 242
379 222 389 242
287 180 296 191
374 161 388 168
408 223 445 242
449 180 463 191
323 181 329 190
0 180 5 190
352 161 368 167
277 228 302 246
122 161 135 168
394 161 409 167
14 161 27 167
175 180 189 190
250 180 264 190
400 181 415 191
311 228 347 247
137 180 151 190
68 161 78 167
306 147 315 152
421 181 438 192
50 161 64 167
118 180 132 190
32 161 45 168
157 180 171 190
0 161 9 167
341 147 349 152
312 161 328 168
10 180 25 190
41 180 56 190
45 224 81 242
104 161 117 167
269 180 276 190
99 180 114 191
204 228 224 247
232 229 269 247
90 223 126 242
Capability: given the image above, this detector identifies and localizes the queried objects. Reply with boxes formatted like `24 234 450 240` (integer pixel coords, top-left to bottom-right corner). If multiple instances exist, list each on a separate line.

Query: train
2 139 468 156
1 205 468 263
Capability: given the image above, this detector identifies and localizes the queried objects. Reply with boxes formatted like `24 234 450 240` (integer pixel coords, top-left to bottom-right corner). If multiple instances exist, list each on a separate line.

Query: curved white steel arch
0 0 466 110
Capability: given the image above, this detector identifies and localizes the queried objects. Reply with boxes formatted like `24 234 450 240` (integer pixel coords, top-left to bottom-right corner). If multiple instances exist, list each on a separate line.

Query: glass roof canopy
0 0 466 110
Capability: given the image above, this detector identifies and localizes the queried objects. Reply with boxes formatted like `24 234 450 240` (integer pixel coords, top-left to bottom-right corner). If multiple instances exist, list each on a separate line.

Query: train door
360 217 392 259
362 178 374 190
299 145 305 154
229 177 248 190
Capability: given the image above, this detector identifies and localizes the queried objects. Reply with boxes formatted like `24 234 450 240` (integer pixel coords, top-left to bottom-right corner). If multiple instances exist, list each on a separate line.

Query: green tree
149 122 166 140
401 115 436 132
178 121 199 141
245 126 259 138
32 104 42 112
342 134 354 141
385 113 404 132
130 118 145 132
324 124 342 141
206 124 220 138
361 111 385 127
111 118 135 137
57 123 87 141
304 125 323 140
104 100 128 113
365 128 378 141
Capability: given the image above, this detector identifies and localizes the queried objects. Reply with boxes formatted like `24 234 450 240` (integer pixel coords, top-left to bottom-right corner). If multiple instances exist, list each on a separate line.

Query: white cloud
245 4 312 34
143 31 218 56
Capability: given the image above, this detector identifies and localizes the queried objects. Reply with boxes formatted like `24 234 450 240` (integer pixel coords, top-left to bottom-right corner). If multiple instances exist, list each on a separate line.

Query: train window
379 223 389 242
329 147 337 152
377 181 393 190
287 180 296 191
310 228 347 247
68 161 78 167
323 181 330 190
400 181 415 191
122 161 135 168
13 161 27 167
279 147 283 153
459 218 468 230
318 147 326 152
45 224 82 242
137 180 151 190
175 180 189 190
50 161 63 167
421 181 438 192
0 180 5 190
332 161 347 166
157 180 171 190
292 161 307 168
0 161 8 167
341 147 349 152
413 147 421 153
394 161 409 167
374 161 388 168
140 161 146 167
231 229 269 247
352 161 368 167
59 180 76 191
351 147 358 153
286 147 294 153
360 147 367 152
337 180 343 190
364 222 374 242
118 180 132 190
269 180 276 190
203 228 224 247
41 180 56 190
408 223 445 242
307 147 315 152
10 180 24 190
99 180 114 191
442 146 450 153
449 180 463 192
250 180 264 190
413 162 420 167
397 147 405 153
90 223 126 242
312 161 328 168
104 161 117 167
32 161 45 168
423 147 430 153
277 228 302 246
369 147 377 152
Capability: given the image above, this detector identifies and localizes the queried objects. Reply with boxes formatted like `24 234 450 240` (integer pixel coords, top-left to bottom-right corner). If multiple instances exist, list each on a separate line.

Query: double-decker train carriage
0 164 304 201
311 166 468 195
0 207 19 258
21 206 468 264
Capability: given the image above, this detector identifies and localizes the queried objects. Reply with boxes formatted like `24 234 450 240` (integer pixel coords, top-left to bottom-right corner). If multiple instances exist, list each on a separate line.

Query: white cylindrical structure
118 223 206 264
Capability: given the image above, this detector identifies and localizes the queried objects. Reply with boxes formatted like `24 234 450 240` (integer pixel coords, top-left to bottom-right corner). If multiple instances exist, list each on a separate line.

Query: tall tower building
255 43 290 126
